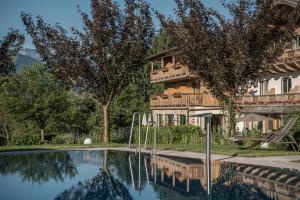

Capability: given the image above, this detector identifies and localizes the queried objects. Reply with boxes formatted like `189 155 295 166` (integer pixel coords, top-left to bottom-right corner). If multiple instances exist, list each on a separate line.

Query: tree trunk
227 96 236 137
103 105 109 144
40 128 45 143
3 124 9 146
103 149 109 173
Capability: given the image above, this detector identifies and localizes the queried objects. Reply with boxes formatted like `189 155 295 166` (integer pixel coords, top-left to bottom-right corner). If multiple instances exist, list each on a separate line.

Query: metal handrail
129 112 141 148
128 155 136 189
144 120 157 150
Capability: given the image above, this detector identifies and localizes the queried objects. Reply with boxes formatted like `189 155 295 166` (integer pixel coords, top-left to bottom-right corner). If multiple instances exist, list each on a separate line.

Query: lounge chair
229 117 299 151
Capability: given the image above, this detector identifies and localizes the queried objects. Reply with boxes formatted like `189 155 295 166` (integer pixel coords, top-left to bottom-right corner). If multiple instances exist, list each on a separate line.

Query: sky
0 0 226 49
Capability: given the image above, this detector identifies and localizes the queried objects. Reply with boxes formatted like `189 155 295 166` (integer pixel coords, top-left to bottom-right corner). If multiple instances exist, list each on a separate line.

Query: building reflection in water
148 155 300 200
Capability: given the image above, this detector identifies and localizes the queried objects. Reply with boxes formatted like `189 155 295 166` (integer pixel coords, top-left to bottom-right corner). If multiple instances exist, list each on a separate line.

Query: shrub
51 134 75 144
133 125 204 145
110 127 130 143
12 133 40 145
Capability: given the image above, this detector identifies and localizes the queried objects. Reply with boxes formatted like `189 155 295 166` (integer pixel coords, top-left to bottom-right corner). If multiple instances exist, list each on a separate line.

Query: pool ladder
128 112 157 156
128 112 157 191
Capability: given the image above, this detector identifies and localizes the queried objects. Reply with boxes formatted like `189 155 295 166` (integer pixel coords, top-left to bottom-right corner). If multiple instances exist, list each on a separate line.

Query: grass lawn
0 143 126 152
0 143 299 157
154 144 300 157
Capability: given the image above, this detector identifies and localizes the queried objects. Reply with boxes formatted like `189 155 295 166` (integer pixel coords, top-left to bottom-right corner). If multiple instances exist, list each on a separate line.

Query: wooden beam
271 65 286 73
282 63 297 72
285 62 300 71
294 61 300 69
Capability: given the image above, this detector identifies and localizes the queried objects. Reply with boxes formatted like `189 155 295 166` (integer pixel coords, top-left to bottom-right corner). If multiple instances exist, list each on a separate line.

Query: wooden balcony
150 93 220 108
237 93 300 106
150 64 194 83
272 48 300 74
203 93 220 107
150 93 202 108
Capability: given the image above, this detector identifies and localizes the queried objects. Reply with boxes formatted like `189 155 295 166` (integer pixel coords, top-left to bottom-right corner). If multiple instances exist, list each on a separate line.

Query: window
158 114 163 127
259 80 269 95
282 77 292 94
294 36 300 49
268 120 273 131
180 115 187 125
166 114 174 126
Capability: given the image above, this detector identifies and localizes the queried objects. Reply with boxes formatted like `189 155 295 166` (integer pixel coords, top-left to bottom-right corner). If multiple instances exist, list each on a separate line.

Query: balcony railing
277 48 300 62
237 93 300 106
150 64 193 83
150 93 203 108
150 93 220 108
203 93 220 107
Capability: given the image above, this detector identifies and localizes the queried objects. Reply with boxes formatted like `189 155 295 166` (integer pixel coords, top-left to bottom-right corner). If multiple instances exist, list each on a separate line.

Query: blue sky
0 0 226 48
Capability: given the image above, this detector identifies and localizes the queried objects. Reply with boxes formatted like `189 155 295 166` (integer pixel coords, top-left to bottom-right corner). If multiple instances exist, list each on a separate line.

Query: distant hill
13 53 41 71
19 48 41 61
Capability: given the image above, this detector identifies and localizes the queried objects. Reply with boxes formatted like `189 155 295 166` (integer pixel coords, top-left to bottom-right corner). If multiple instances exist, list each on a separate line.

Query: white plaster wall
255 71 300 95
151 107 223 127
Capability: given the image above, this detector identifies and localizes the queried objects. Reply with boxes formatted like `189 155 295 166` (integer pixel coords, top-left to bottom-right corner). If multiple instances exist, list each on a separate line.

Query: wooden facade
148 51 222 128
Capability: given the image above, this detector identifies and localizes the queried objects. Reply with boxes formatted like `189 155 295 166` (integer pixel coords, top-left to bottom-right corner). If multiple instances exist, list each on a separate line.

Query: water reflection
0 151 77 183
55 168 133 200
148 155 300 200
0 150 299 200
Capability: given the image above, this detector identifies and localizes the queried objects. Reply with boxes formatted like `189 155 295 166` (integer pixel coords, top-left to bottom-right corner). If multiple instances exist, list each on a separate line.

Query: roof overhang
277 0 300 8
147 47 178 61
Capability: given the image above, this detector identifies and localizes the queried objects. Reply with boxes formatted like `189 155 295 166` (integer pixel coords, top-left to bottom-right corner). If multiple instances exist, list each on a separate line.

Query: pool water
0 150 299 200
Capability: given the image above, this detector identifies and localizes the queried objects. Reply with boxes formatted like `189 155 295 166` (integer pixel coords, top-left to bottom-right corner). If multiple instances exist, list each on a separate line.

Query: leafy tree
0 64 69 143
0 30 24 145
159 0 300 136
0 29 24 76
150 28 175 54
21 0 154 143
109 29 171 131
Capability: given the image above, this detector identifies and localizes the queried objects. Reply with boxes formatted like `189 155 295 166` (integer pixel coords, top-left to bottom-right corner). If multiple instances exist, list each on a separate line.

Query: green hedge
12 133 40 145
133 125 204 145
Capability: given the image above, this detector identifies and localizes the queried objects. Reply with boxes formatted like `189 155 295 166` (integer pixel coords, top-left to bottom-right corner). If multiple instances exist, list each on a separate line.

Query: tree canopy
160 0 300 135
0 30 24 76
21 0 154 143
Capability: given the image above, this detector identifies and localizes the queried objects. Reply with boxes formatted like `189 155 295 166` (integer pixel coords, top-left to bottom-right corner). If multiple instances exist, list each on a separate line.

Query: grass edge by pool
0 143 299 157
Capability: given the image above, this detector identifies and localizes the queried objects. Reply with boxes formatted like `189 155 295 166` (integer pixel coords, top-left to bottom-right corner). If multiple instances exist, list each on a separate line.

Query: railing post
129 113 136 148
205 114 212 200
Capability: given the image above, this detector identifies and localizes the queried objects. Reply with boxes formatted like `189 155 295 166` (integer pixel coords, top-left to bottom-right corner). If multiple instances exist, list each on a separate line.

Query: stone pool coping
112 147 300 170
1 147 300 170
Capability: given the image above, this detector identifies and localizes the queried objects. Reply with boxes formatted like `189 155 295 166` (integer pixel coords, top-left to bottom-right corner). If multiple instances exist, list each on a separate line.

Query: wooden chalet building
148 0 300 135
148 48 224 132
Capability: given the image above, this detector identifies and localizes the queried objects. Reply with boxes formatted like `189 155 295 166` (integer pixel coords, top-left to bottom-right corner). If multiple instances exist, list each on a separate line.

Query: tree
0 29 24 76
1 64 69 143
0 30 24 145
21 0 154 143
159 0 300 136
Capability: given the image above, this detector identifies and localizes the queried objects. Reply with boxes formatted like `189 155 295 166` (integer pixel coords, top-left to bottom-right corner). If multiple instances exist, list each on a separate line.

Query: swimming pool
0 150 299 200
